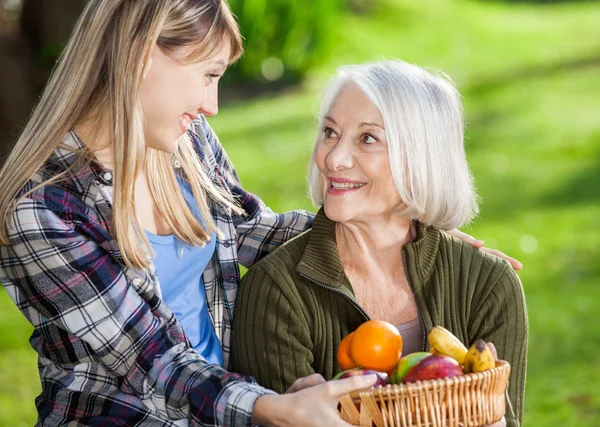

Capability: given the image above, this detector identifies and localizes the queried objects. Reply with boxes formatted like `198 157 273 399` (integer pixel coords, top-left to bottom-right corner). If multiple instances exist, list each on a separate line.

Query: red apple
402 355 463 383
390 352 432 384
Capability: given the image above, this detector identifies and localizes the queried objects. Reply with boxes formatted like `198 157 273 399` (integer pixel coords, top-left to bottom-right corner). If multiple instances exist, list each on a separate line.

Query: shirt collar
50 131 113 192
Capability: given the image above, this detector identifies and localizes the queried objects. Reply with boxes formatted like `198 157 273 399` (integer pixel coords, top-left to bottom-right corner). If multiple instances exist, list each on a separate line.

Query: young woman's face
140 44 230 153
315 84 403 224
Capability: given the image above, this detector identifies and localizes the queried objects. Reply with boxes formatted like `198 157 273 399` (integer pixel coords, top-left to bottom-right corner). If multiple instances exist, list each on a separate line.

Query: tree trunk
0 0 86 165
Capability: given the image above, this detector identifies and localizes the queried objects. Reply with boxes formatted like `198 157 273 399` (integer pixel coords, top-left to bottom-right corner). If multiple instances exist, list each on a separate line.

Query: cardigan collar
295 208 441 296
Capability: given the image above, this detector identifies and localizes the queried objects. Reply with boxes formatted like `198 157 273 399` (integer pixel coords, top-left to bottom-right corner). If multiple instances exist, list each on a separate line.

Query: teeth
180 115 192 130
331 181 366 189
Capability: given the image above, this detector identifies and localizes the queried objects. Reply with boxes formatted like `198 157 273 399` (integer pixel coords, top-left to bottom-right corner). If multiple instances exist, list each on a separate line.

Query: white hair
307 60 479 230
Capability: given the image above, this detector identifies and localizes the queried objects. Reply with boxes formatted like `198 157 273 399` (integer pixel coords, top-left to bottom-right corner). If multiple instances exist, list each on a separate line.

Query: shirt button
100 172 112 185
132 277 142 287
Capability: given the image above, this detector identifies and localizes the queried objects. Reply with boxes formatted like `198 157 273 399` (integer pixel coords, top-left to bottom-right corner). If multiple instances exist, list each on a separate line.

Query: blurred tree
20 0 86 67
0 0 86 163
222 0 345 92
0 0 371 164
479 0 593 3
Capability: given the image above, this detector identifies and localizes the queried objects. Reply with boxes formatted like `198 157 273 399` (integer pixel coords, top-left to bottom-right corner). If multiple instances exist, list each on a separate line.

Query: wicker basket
338 360 510 427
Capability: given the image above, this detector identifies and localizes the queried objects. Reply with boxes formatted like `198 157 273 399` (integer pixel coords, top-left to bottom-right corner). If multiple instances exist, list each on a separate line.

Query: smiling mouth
180 114 195 131
330 181 366 189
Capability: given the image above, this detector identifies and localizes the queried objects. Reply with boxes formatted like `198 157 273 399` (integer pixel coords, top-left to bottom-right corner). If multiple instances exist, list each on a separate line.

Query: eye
323 127 338 139
205 73 222 84
361 133 378 144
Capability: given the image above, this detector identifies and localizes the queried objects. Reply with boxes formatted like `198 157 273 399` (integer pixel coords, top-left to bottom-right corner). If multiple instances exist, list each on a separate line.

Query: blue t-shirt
145 178 223 366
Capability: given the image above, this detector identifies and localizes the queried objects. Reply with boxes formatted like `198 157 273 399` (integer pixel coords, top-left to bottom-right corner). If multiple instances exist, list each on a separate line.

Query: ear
141 43 156 80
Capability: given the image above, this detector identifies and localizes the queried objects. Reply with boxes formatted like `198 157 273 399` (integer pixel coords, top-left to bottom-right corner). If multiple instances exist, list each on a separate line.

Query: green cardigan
231 210 528 426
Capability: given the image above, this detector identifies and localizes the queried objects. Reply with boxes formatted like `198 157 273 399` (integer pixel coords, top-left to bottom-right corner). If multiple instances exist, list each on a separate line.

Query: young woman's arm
446 229 523 270
0 195 271 426
191 115 314 267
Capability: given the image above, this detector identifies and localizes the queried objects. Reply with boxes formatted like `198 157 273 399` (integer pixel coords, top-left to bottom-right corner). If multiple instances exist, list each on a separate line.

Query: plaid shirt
0 115 314 426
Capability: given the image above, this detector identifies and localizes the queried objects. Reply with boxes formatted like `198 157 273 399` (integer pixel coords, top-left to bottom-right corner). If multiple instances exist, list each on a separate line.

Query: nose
325 137 354 171
199 83 219 117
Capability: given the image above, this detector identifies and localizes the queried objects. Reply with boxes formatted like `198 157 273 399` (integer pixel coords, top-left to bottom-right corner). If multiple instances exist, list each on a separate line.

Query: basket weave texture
338 360 510 427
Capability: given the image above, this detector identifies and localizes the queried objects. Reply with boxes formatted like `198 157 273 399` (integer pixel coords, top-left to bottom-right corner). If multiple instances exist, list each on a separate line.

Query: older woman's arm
231 265 316 393
469 265 528 427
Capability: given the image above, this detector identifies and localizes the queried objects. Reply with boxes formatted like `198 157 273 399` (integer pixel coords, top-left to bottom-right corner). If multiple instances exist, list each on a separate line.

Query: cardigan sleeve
469 265 528 427
231 265 316 393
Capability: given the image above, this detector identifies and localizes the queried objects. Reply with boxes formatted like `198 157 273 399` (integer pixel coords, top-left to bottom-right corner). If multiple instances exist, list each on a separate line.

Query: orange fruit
350 320 403 372
337 332 358 371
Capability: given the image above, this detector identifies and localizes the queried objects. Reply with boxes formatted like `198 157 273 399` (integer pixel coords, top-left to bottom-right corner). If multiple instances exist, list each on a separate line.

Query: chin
163 143 179 154
144 129 181 154
150 139 179 154
153 144 178 154
323 202 356 223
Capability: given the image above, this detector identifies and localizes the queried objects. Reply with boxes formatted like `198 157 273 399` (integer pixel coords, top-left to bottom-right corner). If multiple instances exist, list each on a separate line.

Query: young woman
0 1 520 425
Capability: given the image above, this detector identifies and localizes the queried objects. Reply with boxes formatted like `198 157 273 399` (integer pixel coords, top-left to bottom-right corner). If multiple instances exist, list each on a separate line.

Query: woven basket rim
346 359 510 401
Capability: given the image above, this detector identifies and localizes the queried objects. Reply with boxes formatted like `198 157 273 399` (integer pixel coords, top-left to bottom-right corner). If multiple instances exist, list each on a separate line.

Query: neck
336 214 416 278
73 113 114 170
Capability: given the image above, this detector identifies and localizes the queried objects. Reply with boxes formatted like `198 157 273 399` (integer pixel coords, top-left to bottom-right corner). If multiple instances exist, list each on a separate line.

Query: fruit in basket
463 339 496 373
390 352 431 384
350 320 403 372
337 332 358 371
333 367 361 379
427 326 468 364
402 354 463 383
334 368 389 387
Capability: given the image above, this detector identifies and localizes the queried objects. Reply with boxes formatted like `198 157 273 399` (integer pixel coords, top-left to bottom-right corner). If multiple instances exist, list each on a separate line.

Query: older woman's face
315 84 402 223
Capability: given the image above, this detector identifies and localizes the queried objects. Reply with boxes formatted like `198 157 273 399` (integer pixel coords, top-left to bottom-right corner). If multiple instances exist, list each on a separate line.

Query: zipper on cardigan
301 275 371 322
402 249 428 352
301 251 427 353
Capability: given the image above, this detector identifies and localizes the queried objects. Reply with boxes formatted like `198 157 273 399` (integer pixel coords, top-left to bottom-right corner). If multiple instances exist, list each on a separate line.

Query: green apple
390 352 431 384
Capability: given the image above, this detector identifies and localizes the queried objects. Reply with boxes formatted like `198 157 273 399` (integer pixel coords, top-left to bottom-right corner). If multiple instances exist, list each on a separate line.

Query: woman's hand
285 373 327 393
446 229 523 270
252 374 377 426
256 370 506 427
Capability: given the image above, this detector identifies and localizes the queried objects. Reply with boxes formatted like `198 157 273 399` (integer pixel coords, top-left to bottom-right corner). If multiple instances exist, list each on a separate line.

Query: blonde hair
308 60 479 230
0 0 244 269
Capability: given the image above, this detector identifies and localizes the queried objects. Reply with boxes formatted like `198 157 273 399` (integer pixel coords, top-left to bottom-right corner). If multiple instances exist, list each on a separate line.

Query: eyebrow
203 60 228 72
324 116 385 130
359 122 385 130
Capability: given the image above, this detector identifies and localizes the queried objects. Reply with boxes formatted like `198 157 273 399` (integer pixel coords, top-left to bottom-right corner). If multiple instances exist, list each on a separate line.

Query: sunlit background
0 0 599 425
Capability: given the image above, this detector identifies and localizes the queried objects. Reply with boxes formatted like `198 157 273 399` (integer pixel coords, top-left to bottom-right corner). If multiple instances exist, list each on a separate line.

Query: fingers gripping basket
338 360 510 427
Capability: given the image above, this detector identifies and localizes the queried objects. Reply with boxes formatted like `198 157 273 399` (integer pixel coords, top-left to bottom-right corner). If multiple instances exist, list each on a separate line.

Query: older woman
231 60 528 427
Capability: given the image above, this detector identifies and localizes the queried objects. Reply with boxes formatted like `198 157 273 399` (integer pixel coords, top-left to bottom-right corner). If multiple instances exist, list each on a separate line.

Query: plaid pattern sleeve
195 116 315 267
0 134 273 426
188 117 314 370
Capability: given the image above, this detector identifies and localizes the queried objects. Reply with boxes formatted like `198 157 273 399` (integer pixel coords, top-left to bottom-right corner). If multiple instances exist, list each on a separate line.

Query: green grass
0 286 39 426
1 0 600 425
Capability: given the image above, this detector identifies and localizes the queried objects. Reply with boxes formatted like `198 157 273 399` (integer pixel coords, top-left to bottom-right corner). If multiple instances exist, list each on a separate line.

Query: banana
463 339 496 373
427 326 469 365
